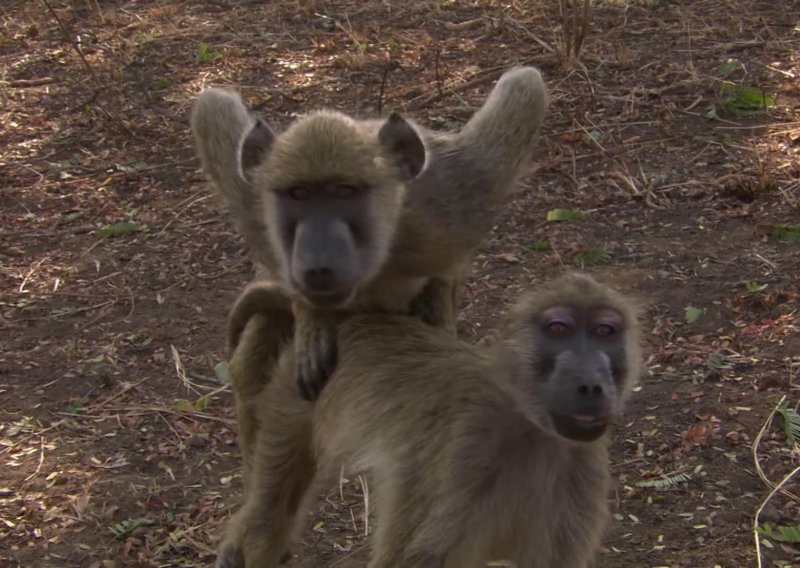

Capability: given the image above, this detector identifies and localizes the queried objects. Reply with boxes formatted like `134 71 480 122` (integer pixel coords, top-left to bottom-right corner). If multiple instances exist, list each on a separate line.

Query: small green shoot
98 221 140 238
777 402 800 445
744 281 768 293
174 395 212 411
150 78 174 90
757 523 800 544
717 58 740 79
546 208 583 222
684 306 702 324
772 225 800 243
708 82 776 119
65 396 85 415
214 361 231 383
196 42 220 64
635 472 691 489
110 518 153 538
526 240 550 251
574 247 613 269
706 351 732 372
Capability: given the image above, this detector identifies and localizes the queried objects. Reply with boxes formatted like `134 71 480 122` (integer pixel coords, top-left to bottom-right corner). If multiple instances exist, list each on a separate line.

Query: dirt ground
1 1 799 566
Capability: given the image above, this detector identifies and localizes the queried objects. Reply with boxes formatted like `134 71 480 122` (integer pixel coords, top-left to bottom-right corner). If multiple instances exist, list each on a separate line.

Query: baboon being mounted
191 66 549 402
218 272 644 568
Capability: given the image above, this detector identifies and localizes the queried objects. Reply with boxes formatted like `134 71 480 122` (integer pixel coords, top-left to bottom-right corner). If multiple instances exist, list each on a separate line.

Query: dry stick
751 394 800 500
754 463 800 568
42 0 97 79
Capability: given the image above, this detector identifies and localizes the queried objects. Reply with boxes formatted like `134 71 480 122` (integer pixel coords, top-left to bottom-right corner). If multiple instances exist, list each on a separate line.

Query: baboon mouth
550 412 609 443
300 290 352 308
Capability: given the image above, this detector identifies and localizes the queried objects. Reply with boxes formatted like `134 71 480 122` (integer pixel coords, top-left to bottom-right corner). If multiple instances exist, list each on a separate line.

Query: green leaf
635 472 691 489
214 361 231 383
526 240 550 251
772 225 800 243
712 82 776 118
718 59 740 78
574 247 612 269
684 306 702 324
109 518 153 538
706 351 731 371
546 208 584 222
65 397 85 415
757 523 800 544
777 402 800 445
98 221 140 238
194 395 211 410
150 78 174 90
174 399 193 411
745 280 768 293
196 42 220 64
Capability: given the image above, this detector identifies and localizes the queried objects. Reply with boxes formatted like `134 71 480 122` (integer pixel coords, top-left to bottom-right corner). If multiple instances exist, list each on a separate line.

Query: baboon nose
303 267 337 292
577 383 604 397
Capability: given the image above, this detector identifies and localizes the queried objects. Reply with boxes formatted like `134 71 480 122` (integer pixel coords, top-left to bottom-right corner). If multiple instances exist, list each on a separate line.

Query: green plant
196 42 220 64
772 225 800 243
708 83 775 119
98 221 140 238
757 523 800 544
546 208 583 222
777 402 800 445
109 518 153 538
635 472 692 489
744 280 768 293
526 240 550 251
574 247 613 269
684 306 702 324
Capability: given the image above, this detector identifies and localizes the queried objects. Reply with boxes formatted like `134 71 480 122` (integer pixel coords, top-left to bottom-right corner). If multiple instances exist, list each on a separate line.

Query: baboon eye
286 186 311 201
593 324 616 338
330 184 362 199
545 321 571 337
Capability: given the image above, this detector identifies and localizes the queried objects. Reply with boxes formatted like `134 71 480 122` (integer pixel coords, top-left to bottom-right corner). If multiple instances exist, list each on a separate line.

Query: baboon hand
296 323 338 401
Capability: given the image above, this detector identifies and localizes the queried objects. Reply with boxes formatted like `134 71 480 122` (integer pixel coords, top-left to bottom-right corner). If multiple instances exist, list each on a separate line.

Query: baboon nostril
303 267 336 292
577 384 604 397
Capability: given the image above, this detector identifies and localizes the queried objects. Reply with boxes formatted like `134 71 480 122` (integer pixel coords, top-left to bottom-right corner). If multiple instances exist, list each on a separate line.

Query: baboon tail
190 88 274 269
459 65 549 192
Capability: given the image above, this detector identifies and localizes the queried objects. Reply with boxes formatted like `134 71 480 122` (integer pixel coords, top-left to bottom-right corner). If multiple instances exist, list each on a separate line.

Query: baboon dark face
238 111 426 308
273 180 374 307
533 304 629 442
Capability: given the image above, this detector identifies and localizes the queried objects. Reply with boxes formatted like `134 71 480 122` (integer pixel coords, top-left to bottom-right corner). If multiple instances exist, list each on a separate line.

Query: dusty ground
1 1 799 566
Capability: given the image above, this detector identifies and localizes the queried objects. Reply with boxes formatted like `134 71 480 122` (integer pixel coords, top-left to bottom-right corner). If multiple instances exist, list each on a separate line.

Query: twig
753 463 800 568
752 395 800 501
4 77 55 88
42 0 97 79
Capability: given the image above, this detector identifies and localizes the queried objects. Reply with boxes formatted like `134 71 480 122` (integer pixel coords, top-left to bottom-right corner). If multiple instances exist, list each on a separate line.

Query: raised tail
190 88 276 270
458 65 549 198
395 66 549 275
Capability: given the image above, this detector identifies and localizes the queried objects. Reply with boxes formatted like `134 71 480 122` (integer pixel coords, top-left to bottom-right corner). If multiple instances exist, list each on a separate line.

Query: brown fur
191 67 549 401
217 273 643 568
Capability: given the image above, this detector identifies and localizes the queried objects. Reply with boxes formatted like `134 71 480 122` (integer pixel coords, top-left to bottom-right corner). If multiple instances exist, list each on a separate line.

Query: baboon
217 272 643 568
191 66 549 400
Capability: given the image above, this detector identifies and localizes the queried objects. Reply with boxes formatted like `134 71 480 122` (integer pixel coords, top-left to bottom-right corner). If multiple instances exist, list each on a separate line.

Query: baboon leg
217 371 315 568
228 283 295 493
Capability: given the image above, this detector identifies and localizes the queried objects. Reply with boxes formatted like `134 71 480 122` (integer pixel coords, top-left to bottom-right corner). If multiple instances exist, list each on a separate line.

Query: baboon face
532 303 631 442
239 112 426 308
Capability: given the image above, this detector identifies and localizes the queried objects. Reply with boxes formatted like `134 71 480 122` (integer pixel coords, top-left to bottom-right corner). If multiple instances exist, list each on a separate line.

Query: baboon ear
238 118 275 180
378 112 426 181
